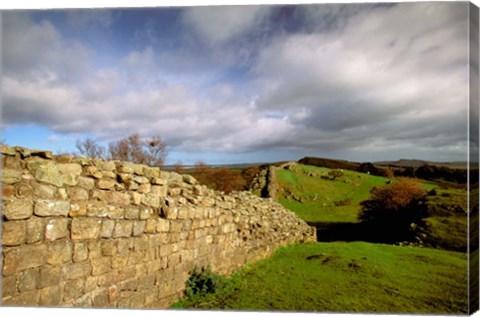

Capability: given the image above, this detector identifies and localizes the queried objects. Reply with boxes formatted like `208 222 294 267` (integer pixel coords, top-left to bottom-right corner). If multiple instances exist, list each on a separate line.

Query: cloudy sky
1 2 473 164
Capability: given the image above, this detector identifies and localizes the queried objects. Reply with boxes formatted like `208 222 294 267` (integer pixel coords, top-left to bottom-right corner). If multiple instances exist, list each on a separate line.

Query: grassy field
173 163 470 313
174 242 468 314
276 164 388 223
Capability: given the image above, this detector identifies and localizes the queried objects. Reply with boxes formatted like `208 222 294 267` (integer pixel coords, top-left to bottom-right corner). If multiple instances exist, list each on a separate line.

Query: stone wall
1 146 316 308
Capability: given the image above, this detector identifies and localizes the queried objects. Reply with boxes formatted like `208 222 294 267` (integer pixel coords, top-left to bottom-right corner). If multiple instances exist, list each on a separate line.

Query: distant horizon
2 2 476 165
0 141 472 167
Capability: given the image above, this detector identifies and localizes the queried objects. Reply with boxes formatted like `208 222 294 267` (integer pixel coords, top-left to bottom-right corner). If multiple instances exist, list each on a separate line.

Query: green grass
173 242 468 314
276 164 389 223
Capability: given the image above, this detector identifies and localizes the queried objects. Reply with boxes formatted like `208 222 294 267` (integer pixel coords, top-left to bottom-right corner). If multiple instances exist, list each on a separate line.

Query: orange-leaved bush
358 178 428 241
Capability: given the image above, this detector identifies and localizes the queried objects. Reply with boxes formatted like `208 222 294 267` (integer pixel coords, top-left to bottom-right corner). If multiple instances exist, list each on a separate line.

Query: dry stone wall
1 146 316 308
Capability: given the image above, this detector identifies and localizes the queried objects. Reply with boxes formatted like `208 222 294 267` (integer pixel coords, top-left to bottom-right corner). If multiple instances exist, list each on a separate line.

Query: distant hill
375 159 470 169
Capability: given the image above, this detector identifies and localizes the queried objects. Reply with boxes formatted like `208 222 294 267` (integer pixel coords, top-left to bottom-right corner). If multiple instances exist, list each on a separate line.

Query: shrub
185 266 226 300
327 170 344 180
334 197 353 206
358 178 428 242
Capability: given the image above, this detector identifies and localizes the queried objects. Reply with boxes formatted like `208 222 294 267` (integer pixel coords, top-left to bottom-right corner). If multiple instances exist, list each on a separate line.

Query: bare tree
75 138 106 159
108 133 168 167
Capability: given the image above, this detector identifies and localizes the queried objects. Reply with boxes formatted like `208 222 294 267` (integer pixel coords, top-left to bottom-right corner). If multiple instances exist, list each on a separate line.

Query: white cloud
182 5 270 45
47 135 59 143
248 2 469 159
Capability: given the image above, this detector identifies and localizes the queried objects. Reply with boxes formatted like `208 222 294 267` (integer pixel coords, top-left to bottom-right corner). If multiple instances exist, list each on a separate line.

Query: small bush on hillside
334 197 353 206
185 266 226 300
358 178 428 242
328 170 344 180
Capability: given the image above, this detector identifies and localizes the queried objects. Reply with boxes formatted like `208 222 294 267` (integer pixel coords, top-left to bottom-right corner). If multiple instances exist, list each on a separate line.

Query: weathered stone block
113 220 133 238
141 193 160 207
57 163 82 175
69 202 87 217
145 219 157 233
96 159 116 171
15 182 33 198
131 192 143 205
71 217 102 240
18 268 40 292
88 240 102 259
32 183 56 199
125 206 140 219
45 218 68 241
97 178 116 190
67 187 89 201
156 218 170 233
91 257 112 276
152 177 167 185
134 176 149 184
39 285 63 306
169 220 183 233
63 278 86 303
164 205 178 220
105 191 131 206
73 293 93 307
77 176 95 190
151 185 167 197
58 163 82 186
107 206 124 219
26 217 45 243
55 188 68 200
133 220 146 236
115 162 134 174
34 200 70 217
101 239 118 256
1 145 18 155
133 236 149 252
138 273 156 290
2 289 40 306
2 199 33 220
98 271 119 287
143 166 160 179
47 240 72 265
138 183 151 193
2 184 15 198
177 206 190 219
2 220 27 246
91 189 106 201
2 168 22 184
108 284 120 304
86 204 109 217
182 174 197 185
139 207 153 220
92 288 109 308
2 275 17 298
3 244 47 275
39 266 61 288
111 256 129 269
61 262 92 280
84 166 103 179
73 241 89 262
100 219 115 238
27 160 63 187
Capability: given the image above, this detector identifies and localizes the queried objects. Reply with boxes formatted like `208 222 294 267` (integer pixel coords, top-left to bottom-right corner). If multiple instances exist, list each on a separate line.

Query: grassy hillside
276 164 389 223
173 162 470 313
174 242 468 314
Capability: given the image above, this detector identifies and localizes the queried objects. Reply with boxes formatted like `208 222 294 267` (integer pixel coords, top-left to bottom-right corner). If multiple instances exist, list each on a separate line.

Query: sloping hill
275 163 389 223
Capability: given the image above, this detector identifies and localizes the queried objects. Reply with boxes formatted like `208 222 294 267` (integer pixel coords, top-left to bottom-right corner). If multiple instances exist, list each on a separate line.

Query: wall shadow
307 221 396 243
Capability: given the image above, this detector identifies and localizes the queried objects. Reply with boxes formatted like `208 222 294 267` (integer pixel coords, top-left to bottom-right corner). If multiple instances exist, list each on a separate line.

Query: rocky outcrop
1 146 316 308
